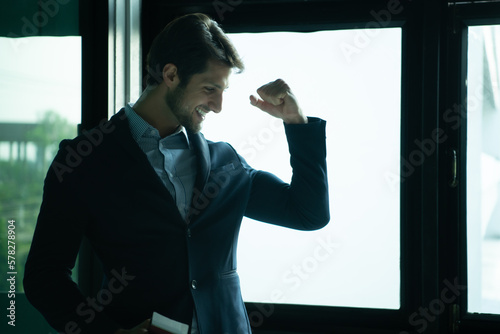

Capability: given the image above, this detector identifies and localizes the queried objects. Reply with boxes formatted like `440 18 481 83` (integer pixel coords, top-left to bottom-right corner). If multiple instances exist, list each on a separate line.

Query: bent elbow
313 214 330 230
301 208 330 231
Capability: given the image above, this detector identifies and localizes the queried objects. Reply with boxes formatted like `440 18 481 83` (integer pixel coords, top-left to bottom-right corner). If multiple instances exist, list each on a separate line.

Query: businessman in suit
24 13 329 334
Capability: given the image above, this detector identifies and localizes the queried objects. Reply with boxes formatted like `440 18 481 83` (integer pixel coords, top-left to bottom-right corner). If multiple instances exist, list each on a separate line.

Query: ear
162 63 179 88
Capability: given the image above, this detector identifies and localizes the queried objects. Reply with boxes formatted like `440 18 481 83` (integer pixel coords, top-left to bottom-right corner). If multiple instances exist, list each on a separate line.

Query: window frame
440 1 500 333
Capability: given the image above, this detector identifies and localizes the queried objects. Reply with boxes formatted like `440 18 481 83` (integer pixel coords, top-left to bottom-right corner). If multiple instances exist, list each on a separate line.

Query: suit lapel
187 131 211 224
109 110 213 224
108 110 150 165
188 130 211 191
108 109 179 211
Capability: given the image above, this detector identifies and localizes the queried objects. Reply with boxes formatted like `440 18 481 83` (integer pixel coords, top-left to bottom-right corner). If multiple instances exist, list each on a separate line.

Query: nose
210 92 223 113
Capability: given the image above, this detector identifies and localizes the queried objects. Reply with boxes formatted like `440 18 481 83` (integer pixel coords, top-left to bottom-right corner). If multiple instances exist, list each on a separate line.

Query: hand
250 79 307 124
113 319 151 334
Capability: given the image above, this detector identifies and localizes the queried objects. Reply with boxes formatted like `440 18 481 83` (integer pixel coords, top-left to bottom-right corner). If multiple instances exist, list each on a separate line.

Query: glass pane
467 25 500 315
203 28 401 309
0 37 81 293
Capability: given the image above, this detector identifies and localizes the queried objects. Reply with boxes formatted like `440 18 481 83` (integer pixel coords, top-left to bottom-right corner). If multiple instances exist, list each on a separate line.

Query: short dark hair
146 13 244 86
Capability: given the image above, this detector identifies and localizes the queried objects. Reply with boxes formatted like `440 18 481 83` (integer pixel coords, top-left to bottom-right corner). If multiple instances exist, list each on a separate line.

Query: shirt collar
125 103 191 148
177 126 190 147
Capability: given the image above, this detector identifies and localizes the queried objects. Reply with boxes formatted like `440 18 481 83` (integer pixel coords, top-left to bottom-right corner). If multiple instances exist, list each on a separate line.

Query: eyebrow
207 81 229 90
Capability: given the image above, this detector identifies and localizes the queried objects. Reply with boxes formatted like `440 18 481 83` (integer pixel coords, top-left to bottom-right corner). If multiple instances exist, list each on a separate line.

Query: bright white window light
202 28 402 309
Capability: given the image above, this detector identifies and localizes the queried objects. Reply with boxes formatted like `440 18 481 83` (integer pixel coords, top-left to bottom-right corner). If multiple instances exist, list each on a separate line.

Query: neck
132 84 180 138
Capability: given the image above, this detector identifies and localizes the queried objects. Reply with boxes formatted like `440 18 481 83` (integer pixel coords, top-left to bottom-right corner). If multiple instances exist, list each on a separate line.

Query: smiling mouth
196 107 208 120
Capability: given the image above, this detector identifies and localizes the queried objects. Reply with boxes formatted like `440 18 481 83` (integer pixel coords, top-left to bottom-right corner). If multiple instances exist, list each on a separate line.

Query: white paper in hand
149 312 189 334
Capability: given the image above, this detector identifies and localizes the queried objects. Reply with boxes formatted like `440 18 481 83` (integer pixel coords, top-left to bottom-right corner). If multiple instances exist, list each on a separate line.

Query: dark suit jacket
23 109 329 334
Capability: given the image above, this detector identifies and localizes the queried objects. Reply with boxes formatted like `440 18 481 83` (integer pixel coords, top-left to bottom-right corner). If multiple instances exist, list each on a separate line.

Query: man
24 13 329 334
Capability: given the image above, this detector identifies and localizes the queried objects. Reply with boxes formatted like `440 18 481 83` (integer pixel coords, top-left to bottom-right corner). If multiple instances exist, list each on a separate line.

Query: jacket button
187 229 191 238
191 280 198 289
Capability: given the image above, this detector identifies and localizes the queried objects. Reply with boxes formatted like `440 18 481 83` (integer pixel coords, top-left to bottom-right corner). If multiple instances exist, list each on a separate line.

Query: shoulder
206 139 240 158
58 110 127 149
51 111 130 182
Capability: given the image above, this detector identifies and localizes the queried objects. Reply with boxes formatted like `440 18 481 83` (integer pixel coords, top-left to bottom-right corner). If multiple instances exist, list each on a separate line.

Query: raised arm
244 80 329 230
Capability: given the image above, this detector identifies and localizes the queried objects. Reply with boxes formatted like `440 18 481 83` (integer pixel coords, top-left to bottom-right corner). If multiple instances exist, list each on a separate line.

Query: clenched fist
250 79 307 124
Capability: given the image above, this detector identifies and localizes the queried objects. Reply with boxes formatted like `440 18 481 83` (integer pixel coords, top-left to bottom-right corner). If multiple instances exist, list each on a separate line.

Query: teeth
196 107 208 117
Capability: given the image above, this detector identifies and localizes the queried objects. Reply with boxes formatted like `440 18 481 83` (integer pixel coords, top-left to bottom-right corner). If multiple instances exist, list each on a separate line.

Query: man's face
166 60 231 133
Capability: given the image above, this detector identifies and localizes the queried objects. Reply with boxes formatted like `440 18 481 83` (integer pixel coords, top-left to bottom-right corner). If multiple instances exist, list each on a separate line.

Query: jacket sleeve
243 117 330 230
23 141 120 334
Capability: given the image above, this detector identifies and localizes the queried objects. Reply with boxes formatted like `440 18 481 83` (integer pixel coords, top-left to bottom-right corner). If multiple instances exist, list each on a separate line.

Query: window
202 28 402 309
0 36 80 333
443 4 500 333
467 24 500 315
